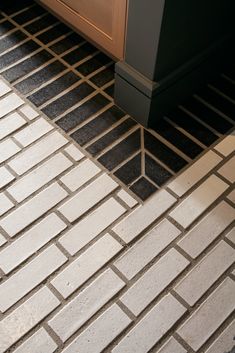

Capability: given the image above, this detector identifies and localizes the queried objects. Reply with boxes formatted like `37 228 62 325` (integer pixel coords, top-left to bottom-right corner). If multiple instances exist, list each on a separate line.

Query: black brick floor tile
104 84 114 98
42 82 95 119
76 52 111 76
0 30 26 54
12 5 45 25
71 105 125 146
89 64 115 88
0 0 33 15
183 97 233 134
114 153 141 185
211 76 235 101
199 87 235 121
36 23 70 44
144 130 187 172
28 71 80 106
49 32 84 54
0 40 39 70
98 129 141 171
87 118 137 156
0 21 14 36
154 118 203 159
145 153 172 187
14 60 66 94
57 93 110 132
2 50 52 82
166 107 218 147
24 13 57 35
62 42 97 65
130 177 157 201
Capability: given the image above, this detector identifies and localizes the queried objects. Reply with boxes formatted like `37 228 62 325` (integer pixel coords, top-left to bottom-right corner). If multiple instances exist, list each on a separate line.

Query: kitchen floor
0 2 235 353
0 0 235 202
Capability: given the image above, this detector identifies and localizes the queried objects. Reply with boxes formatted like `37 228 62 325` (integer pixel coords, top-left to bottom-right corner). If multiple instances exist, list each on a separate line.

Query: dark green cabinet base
114 0 235 127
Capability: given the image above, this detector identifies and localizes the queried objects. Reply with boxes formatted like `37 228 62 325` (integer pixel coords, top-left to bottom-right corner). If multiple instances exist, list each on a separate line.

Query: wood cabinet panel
60 0 113 36
39 0 127 59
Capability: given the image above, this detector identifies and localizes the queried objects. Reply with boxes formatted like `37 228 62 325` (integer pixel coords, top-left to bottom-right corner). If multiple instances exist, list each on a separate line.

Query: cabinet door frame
38 0 127 59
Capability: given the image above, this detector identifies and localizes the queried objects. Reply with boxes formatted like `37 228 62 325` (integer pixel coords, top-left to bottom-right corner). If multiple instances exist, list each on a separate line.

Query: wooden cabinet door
39 0 127 59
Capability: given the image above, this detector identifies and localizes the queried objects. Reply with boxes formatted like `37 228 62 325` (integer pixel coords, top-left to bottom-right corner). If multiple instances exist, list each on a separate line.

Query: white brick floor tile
0 213 66 274
60 159 100 192
114 219 181 280
0 286 59 353
0 233 6 247
51 234 122 298
175 241 235 306
0 183 67 237
227 189 235 203
205 320 235 353
113 294 186 353
214 131 235 157
0 138 20 163
178 201 235 258
0 245 67 312
177 278 235 351
117 190 138 208
59 198 125 255
121 249 189 315
0 112 26 140
168 151 222 197
170 175 229 228
64 144 84 161
14 328 57 353
49 269 125 342
19 105 39 120
218 156 235 183
13 118 53 147
8 131 67 175
59 174 118 222
155 337 187 353
0 166 14 189
0 193 14 216
0 79 11 97
62 304 131 353
0 92 23 118
226 227 235 244
7 153 72 202
113 190 176 243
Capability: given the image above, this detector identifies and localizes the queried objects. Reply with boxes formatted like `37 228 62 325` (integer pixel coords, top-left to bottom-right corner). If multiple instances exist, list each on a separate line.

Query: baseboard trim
115 34 235 127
